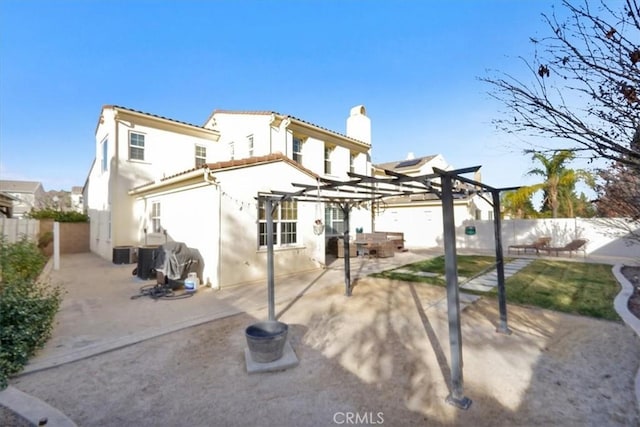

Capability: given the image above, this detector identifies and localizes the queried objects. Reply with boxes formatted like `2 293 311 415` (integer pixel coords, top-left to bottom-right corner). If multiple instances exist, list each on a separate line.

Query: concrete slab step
460 282 495 292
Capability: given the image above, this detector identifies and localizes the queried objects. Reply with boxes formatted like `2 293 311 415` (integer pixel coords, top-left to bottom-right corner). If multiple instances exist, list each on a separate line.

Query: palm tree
501 190 537 219
514 150 593 218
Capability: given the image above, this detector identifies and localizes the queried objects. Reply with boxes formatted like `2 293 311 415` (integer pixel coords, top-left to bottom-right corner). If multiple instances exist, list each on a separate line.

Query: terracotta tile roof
106 105 211 130
211 110 275 116
205 152 318 178
130 153 318 193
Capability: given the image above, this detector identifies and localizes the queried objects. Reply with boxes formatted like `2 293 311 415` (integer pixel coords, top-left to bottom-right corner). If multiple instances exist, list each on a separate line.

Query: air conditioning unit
112 246 137 264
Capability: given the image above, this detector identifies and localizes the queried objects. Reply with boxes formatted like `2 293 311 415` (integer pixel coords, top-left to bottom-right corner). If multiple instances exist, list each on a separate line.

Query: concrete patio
3 249 639 426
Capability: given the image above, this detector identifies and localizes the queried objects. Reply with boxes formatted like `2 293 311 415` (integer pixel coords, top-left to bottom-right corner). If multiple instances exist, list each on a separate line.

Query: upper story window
247 134 254 157
258 199 298 247
129 132 145 161
195 145 207 168
350 152 356 174
324 145 333 175
292 137 303 164
101 138 108 173
229 141 235 160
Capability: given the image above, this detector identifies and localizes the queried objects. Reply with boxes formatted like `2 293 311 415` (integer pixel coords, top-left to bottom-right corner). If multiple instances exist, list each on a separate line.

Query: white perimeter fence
0 218 40 243
455 218 639 259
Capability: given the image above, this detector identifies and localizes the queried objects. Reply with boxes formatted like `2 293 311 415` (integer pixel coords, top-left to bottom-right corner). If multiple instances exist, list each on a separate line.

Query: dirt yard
9 277 640 427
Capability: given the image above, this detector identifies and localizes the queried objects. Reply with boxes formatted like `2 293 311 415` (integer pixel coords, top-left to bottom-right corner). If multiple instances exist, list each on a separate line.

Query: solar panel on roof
395 158 421 168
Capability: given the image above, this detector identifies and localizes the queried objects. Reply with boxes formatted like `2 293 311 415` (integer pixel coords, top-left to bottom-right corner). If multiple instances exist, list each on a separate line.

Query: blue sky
1 0 568 195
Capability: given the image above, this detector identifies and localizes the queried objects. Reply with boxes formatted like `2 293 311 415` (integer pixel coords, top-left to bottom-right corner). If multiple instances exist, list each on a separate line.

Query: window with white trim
258 200 298 247
195 145 207 167
247 134 254 157
324 145 333 175
350 152 356 174
129 132 145 161
324 206 344 235
101 138 108 173
292 137 303 164
151 201 161 233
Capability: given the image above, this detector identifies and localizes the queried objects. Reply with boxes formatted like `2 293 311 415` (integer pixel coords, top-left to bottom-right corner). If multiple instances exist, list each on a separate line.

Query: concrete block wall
40 220 90 256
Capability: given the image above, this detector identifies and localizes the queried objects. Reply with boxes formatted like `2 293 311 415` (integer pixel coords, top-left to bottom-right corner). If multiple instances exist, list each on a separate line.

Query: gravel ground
7 277 640 427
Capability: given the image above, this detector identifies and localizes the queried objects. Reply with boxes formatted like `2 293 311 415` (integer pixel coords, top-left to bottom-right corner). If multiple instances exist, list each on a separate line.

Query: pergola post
341 203 352 296
492 189 511 334
266 197 277 321
441 175 472 410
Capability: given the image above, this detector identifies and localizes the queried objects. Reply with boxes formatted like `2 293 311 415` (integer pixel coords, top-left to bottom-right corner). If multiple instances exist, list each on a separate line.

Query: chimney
346 105 371 144
406 152 415 160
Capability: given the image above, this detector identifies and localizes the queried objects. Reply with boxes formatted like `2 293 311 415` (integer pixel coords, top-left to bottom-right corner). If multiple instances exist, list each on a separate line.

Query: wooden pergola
258 165 519 409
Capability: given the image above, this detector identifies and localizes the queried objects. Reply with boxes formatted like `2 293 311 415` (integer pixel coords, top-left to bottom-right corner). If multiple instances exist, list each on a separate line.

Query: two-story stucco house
0 180 46 218
85 105 373 288
204 106 372 237
85 106 222 264
373 154 493 248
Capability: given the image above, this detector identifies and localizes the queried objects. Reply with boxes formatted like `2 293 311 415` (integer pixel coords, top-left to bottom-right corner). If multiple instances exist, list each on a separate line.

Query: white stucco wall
132 181 220 287
130 158 332 289
374 200 478 248
213 161 322 287
88 111 116 259
209 111 372 180
206 113 275 159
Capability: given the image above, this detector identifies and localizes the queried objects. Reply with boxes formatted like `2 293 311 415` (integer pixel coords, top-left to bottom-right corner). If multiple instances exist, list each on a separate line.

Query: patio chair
507 237 552 255
542 239 588 258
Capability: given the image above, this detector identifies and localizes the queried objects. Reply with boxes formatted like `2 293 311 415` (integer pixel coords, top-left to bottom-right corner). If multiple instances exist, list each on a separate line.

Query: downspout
112 111 119 249
204 168 222 290
269 114 274 154
216 183 222 290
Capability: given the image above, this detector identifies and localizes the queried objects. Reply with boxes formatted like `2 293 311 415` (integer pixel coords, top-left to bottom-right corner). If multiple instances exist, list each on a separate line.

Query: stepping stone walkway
387 259 533 312
460 258 533 293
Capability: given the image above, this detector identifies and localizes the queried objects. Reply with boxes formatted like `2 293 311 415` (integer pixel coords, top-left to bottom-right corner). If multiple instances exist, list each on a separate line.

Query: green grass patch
373 255 504 287
374 255 620 321
500 259 620 321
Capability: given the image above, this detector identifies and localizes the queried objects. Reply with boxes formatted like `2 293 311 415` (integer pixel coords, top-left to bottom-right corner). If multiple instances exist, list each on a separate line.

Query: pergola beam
260 164 517 411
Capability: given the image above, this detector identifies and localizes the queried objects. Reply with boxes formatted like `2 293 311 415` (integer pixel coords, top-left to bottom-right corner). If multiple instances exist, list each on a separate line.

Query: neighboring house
70 186 84 213
0 180 46 217
0 192 18 217
373 154 493 248
42 190 72 211
85 104 373 288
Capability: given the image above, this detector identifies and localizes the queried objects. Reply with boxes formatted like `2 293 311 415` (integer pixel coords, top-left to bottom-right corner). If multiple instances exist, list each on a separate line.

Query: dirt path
9 277 640 426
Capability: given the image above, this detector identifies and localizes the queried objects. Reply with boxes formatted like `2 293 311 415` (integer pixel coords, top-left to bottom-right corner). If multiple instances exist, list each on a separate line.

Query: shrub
37 231 54 250
0 237 46 283
0 238 62 389
26 208 88 222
